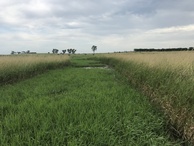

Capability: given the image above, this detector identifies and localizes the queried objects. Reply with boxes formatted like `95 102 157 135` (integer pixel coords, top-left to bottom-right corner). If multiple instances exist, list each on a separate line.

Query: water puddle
83 65 110 70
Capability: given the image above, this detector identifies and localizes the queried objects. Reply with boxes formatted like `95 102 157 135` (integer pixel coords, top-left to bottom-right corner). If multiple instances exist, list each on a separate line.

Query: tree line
10 45 97 55
52 49 76 54
134 47 194 52
11 50 36 54
53 45 97 55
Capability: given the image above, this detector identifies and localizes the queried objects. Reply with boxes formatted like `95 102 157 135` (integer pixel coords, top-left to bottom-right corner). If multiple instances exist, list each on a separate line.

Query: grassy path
0 56 181 145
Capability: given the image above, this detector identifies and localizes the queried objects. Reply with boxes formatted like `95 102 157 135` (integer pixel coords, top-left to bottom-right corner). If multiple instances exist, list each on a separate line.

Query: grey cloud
1 0 194 54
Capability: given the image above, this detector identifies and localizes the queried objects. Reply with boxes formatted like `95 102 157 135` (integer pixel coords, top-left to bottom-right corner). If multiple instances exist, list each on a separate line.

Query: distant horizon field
103 51 194 67
102 51 194 78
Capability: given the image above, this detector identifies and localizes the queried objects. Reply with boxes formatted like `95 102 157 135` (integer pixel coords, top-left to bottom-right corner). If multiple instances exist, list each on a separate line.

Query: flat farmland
101 51 194 144
0 54 70 85
103 51 194 69
0 55 182 145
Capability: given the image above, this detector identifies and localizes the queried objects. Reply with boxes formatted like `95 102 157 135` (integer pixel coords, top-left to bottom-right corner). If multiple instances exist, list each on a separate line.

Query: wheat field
0 54 70 85
0 54 70 71
100 52 194 143
103 51 194 76
104 51 194 68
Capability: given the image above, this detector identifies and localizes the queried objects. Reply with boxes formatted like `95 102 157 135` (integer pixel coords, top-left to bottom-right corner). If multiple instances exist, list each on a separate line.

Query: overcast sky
0 0 194 54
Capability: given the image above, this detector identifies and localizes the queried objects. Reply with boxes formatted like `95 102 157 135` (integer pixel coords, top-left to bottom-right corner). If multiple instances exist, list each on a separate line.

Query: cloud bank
0 0 194 54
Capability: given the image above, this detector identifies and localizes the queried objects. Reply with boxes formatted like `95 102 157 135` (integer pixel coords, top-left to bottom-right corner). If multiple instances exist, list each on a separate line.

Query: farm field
100 51 194 144
0 54 70 85
0 55 182 145
103 51 194 68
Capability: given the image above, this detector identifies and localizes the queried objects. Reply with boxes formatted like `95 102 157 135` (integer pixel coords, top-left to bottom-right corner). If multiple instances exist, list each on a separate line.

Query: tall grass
104 51 194 74
100 52 194 144
0 61 181 145
0 54 70 85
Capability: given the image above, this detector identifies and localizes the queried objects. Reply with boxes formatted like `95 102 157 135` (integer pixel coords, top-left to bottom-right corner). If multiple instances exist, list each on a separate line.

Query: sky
0 0 194 54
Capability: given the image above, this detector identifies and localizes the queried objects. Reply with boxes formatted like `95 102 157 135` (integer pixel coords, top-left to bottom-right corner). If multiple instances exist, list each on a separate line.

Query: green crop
0 56 182 145
99 56 194 145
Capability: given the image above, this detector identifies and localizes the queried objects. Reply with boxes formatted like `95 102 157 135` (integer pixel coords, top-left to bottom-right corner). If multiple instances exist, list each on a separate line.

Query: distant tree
91 45 97 55
62 50 66 54
11 51 15 55
67 49 72 55
26 50 30 54
72 49 76 54
52 49 59 54
66 48 77 55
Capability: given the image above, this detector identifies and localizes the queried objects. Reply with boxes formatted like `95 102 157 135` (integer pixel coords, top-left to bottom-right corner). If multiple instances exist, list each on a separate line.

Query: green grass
98 56 194 144
70 55 105 67
0 56 182 145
